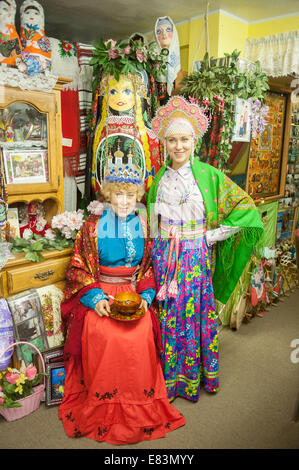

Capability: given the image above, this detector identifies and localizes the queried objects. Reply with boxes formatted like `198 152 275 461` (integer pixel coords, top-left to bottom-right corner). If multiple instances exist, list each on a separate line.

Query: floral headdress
151 96 209 140
90 38 169 91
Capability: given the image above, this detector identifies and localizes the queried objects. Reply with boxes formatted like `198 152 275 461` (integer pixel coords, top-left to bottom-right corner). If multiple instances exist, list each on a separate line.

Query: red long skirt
59 265 185 445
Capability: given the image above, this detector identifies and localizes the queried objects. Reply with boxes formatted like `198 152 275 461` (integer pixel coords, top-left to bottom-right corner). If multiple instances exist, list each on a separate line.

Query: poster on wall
276 207 297 242
232 98 252 142
246 91 287 199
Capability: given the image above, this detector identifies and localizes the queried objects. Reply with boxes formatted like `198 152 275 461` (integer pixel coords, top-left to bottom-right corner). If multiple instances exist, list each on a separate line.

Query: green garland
180 49 269 170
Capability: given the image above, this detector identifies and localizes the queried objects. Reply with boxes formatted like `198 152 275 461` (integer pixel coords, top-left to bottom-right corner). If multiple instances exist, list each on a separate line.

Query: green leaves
11 233 73 263
89 37 169 93
181 49 269 170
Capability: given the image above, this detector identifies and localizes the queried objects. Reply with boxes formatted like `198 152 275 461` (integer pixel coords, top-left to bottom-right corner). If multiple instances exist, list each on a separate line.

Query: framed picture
232 98 252 142
7 207 20 238
33 345 64 390
245 81 292 203
276 207 298 243
45 361 66 407
7 289 49 365
41 345 64 365
2 149 48 184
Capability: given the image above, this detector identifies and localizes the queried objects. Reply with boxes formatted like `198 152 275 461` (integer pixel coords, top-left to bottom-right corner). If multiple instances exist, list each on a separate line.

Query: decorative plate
109 304 145 322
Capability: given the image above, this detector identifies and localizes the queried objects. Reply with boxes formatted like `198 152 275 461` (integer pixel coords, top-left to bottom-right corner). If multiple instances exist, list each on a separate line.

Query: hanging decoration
180 49 269 170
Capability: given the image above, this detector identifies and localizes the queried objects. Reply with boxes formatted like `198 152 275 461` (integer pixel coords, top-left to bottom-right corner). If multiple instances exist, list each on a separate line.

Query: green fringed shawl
147 157 264 305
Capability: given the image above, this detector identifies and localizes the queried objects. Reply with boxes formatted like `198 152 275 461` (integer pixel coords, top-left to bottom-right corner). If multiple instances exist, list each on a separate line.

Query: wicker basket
0 341 45 422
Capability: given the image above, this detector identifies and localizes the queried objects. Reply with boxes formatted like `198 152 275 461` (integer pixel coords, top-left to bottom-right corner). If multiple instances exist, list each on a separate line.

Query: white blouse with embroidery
154 161 239 245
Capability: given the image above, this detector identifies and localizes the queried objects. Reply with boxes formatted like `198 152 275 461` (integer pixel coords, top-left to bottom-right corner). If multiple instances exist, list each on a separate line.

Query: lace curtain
244 30 299 77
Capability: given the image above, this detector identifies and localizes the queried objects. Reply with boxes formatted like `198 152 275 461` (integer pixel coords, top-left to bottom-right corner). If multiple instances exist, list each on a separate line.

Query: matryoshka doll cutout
91 72 162 199
154 16 185 104
19 0 51 74
0 0 21 65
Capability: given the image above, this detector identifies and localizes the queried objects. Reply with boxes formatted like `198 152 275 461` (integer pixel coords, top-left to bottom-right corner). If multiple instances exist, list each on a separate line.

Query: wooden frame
3 148 48 185
229 77 293 206
45 360 65 407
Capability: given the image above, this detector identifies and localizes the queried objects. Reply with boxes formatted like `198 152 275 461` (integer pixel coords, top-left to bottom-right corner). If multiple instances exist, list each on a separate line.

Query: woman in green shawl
147 96 263 402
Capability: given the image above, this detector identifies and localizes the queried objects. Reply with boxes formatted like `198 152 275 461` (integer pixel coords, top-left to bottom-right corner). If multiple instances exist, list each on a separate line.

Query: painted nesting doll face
0 0 15 27
156 21 173 49
108 76 136 113
0 1 10 23
21 1 44 30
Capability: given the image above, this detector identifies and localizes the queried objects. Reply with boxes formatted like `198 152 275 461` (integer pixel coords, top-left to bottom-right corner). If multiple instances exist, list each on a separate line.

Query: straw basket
0 341 45 422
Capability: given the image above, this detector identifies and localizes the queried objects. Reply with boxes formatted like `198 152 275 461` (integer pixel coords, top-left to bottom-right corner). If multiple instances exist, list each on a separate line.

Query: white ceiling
15 0 299 43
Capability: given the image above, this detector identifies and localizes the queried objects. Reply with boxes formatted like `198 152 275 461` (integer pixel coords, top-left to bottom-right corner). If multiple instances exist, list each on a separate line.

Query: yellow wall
248 15 299 38
218 13 248 58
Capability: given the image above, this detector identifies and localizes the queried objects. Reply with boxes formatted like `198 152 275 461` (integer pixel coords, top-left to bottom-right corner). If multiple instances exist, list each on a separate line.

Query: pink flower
108 48 118 60
6 372 19 384
189 96 199 104
104 39 117 48
0 385 2 392
44 228 56 240
123 45 131 55
0 397 4 405
136 49 145 63
26 365 37 381
87 201 103 215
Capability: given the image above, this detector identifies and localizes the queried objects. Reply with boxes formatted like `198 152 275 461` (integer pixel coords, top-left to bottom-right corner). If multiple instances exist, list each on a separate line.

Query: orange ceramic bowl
113 292 142 315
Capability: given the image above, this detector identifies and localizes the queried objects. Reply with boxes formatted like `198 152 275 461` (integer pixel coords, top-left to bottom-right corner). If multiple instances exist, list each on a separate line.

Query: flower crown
151 96 209 140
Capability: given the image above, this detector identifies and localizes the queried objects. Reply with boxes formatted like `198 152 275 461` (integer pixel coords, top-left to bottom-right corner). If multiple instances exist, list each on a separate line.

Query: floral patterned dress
151 162 238 402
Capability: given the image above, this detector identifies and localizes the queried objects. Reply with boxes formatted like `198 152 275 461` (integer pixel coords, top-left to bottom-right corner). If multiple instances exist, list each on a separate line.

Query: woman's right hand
94 299 111 317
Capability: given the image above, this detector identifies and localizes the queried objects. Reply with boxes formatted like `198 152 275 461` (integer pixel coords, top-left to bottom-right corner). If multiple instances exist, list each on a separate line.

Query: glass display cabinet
0 80 72 298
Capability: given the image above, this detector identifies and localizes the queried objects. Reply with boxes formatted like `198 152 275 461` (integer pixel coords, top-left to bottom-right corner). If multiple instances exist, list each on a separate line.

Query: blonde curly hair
101 181 144 202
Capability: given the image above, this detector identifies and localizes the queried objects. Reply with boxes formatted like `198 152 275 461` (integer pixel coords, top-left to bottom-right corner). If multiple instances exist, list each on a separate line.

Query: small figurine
0 0 21 65
18 0 51 75
19 201 50 238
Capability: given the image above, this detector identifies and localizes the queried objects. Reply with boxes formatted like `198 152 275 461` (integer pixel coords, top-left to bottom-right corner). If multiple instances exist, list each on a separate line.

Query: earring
190 139 195 164
163 140 167 165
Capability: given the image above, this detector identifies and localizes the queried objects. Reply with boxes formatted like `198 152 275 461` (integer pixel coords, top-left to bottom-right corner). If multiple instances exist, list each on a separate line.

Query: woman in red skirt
58 163 185 445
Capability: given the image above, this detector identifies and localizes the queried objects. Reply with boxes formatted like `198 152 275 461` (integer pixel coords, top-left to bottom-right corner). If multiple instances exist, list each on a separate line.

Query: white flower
36 217 47 232
23 228 33 239
51 214 67 230
62 227 72 239
44 228 56 240
87 200 103 215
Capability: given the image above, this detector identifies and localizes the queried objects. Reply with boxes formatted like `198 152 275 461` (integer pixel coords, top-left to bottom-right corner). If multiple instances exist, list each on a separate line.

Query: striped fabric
76 42 95 196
